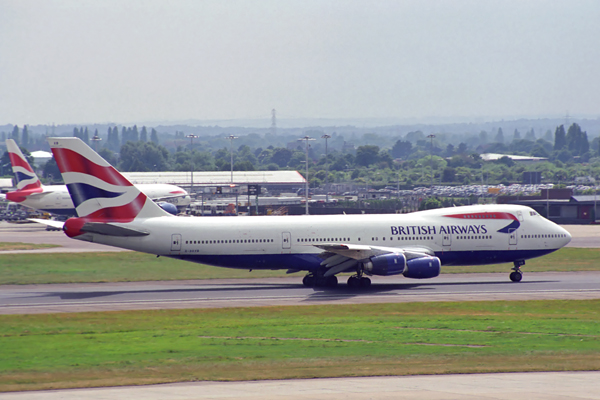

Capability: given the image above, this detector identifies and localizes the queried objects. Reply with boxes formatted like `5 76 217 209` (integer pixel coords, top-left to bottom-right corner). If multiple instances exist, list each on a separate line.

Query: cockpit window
529 211 538 216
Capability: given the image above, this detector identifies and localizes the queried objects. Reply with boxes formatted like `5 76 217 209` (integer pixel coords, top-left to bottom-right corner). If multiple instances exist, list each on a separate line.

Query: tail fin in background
6 139 42 191
48 137 171 221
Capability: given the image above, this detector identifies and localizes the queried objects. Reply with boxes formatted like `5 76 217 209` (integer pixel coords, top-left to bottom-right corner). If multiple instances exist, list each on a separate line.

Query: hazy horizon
2 0 599 126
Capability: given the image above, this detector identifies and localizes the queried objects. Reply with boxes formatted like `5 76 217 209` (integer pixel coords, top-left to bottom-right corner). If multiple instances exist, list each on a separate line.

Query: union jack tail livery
6 139 42 191
48 137 170 223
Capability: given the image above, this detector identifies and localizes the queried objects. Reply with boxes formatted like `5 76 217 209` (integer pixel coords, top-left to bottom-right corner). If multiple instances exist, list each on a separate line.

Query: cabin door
282 232 291 249
442 233 451 249
508 229 518 246
171 234 182 251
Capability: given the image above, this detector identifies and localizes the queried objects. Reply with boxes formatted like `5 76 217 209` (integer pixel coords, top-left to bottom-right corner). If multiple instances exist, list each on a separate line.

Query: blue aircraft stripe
15 171 35 184
170 248 560 272
497 219 521 233
66 183 125 207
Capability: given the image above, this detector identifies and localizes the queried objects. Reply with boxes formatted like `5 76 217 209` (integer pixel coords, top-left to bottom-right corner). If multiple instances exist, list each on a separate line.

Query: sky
1 0 599 126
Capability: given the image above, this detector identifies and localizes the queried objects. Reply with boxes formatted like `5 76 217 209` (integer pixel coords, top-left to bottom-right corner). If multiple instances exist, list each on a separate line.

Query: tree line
2 122 599 189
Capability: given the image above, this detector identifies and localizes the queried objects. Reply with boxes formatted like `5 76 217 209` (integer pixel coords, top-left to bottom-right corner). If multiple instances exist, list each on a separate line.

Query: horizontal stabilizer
28 218 65 229
81 222 149 237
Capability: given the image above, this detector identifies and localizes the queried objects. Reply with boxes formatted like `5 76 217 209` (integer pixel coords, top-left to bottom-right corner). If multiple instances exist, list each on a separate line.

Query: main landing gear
510 260 524 282
302 266 371 289
347 275 371 288
302 273 338 288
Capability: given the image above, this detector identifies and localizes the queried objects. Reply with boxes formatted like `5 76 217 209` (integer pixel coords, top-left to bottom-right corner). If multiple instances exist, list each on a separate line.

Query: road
1 372 599 400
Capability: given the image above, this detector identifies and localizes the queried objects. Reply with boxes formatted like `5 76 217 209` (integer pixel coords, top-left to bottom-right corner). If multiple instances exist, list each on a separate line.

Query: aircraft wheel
325 275 338 288
359 277 371 288
347 276 360 288
303 275 316 287
509 271 522 282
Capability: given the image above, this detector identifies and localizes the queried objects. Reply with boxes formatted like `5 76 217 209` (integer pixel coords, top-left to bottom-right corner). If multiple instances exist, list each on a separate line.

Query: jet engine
363 253 406 276
158 202 178 215
403 256 441 279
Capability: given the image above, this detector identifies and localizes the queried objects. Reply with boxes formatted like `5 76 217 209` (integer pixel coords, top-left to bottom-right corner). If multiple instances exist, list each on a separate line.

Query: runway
2 272 599 315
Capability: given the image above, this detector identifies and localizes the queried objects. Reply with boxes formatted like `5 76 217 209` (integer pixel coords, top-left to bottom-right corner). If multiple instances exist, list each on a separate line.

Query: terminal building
497 188 600 224
122 170 307 196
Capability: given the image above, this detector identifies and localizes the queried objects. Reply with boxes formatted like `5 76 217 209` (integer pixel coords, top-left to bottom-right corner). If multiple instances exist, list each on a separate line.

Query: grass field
0 242 60 251
1 247 599 285
0 300 598 392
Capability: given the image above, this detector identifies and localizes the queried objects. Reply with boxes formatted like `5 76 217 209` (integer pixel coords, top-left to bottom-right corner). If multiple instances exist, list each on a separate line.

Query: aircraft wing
150 194 189 202
314 243 435 277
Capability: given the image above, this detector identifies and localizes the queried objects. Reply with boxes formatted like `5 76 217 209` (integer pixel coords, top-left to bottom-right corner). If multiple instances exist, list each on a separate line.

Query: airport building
122 170 307 196
498 188 600 224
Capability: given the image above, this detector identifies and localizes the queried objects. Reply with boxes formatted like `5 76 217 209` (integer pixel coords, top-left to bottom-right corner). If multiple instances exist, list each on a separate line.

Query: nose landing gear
510 260 524 282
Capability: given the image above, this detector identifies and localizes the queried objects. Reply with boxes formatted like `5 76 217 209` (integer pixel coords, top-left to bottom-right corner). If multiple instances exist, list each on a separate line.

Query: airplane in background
45 137 571 287
2 139 191 216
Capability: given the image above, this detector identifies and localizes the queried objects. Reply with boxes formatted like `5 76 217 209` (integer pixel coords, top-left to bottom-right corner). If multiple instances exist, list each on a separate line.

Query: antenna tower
271 109 277 135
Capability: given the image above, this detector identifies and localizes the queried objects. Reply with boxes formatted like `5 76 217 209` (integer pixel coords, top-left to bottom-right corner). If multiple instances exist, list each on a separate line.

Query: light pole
321 134 331 203
90 134 102 152
298 135 315 215
427 134 436 192
226 135 237 184
186 134 198 195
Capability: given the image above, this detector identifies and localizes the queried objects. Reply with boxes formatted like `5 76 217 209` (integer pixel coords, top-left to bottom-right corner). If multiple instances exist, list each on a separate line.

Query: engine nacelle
403 256 441 279
158 202 178 215
363 253 406 276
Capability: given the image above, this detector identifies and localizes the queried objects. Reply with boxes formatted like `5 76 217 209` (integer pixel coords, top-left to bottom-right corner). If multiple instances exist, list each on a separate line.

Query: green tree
494 128 504 143
391 140 412 159
150 128 159 145
119 141 170 172
10 125 19 144
271 148 292 168
83 127 89 145
21 125 29 148
42 158 62 183
140 126 148 142
566 123 589 156
355 145 380 167
419 197 442 210
525 128 536 141
98 148 118 166
554 125 567 151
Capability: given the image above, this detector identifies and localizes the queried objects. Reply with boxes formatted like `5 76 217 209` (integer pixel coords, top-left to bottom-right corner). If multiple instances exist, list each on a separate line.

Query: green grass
0 242 60 251
1 247 599 285
0 300 599 391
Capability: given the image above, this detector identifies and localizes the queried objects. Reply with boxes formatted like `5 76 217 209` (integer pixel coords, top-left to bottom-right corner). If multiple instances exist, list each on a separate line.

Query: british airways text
390 225 488 235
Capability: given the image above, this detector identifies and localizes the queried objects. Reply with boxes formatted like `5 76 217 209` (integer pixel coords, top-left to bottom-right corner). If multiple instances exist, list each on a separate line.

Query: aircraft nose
560 226 572 245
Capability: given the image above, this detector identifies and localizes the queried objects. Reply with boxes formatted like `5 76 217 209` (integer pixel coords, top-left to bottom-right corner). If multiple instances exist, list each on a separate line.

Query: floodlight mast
186 134 198 194
298 136 316 215
322 134 331 204
226 135 238 184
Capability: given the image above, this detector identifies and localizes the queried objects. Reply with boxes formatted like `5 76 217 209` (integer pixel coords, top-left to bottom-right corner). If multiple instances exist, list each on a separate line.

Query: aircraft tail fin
47 137 171 221
6 139 42 190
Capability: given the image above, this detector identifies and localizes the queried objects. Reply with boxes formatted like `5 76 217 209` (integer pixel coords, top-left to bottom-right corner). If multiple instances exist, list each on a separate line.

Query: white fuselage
9 183 191 215
75 204 571 271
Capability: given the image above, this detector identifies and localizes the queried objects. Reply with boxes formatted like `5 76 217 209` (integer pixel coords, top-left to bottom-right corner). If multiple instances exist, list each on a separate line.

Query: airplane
45 137 572 287
3 139 191 216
